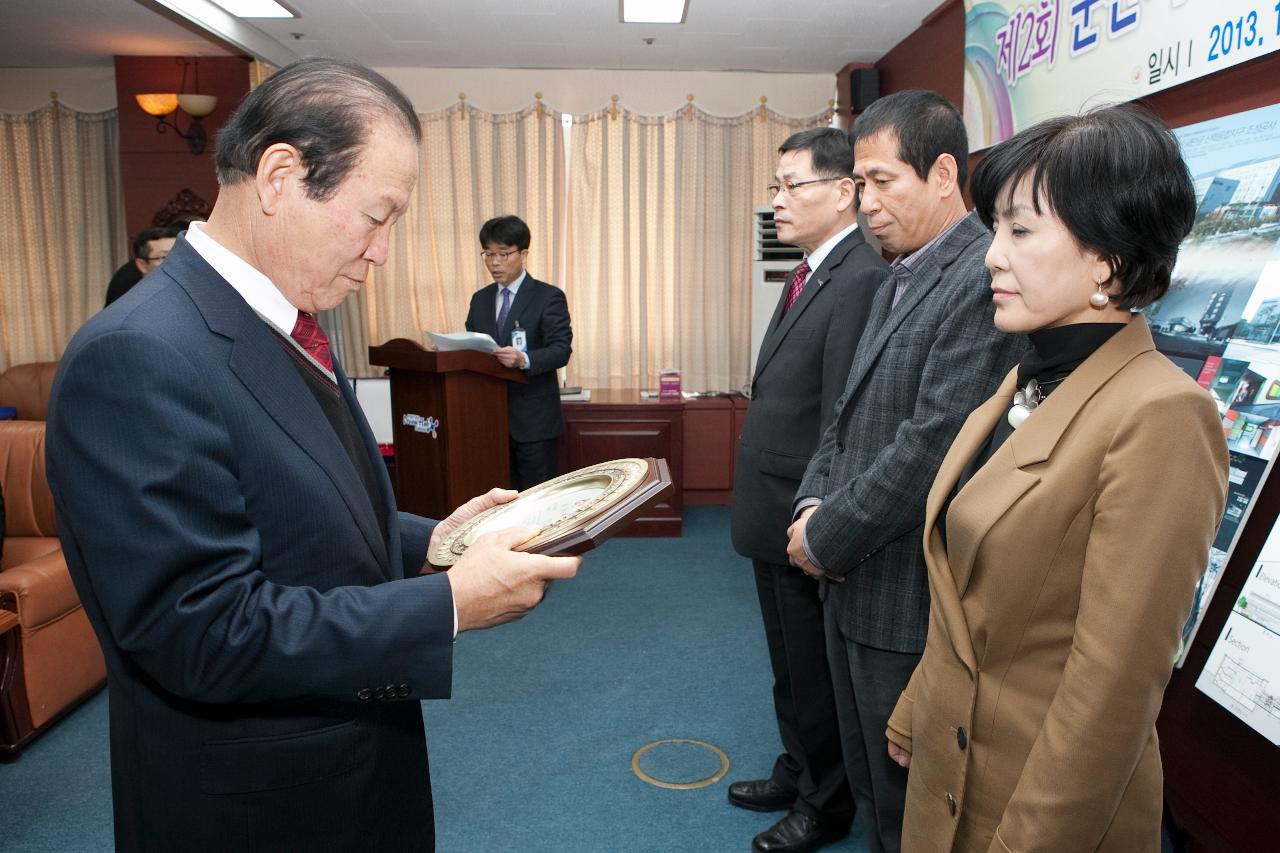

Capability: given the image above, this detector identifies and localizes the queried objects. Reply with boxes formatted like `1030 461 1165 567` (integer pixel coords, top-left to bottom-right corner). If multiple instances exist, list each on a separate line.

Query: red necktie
783 260 811 314
291 311 333 372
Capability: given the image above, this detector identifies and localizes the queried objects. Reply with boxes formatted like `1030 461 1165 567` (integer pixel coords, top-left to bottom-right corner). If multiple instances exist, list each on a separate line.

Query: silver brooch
1007 378 1042 430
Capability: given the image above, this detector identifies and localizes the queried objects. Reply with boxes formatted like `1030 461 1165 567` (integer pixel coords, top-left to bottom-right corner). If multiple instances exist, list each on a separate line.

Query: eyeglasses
767 176 844 197
139 253 169 263
481 250 525 262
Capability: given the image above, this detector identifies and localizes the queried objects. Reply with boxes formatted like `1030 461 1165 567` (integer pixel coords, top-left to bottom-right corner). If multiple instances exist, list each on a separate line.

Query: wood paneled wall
113 56 250 243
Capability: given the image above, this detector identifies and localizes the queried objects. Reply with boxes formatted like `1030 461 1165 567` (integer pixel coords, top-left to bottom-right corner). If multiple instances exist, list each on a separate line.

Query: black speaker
850 68 880 113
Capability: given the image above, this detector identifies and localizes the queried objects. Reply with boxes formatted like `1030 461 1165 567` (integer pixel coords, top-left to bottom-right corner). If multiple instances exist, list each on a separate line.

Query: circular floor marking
630 738 730 790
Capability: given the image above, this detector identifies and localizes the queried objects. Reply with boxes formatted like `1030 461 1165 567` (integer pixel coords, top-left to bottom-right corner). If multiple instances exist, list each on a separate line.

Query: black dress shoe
751 811 850 853
727 778 795 812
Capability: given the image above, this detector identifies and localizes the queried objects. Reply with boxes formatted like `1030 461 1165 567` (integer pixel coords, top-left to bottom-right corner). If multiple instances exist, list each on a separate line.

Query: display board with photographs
1149 103 1280 683
1194 516 1280 745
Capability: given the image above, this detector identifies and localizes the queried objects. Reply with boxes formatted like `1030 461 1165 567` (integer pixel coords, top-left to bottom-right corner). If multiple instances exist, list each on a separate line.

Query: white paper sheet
425 331 498 353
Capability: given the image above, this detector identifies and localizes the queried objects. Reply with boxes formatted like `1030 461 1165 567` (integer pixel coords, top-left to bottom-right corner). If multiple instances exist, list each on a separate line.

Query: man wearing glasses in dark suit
103 225 181 307
466 215 573 491
729 127 888 853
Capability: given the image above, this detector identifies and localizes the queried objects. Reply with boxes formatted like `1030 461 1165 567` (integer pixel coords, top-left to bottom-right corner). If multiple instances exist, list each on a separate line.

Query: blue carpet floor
2 506 868 852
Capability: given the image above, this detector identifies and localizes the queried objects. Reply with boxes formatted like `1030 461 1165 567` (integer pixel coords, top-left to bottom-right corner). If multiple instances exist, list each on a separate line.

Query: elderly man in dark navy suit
46 58 578 853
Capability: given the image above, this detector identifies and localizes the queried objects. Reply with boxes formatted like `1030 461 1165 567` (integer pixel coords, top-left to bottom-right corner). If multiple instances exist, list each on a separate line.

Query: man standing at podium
466 215 573 491
729 127 888 853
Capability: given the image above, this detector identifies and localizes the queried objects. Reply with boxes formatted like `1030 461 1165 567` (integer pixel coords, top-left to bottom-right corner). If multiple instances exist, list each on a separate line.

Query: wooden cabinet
682 395 750 504
561 389 683 536
560 391 750 534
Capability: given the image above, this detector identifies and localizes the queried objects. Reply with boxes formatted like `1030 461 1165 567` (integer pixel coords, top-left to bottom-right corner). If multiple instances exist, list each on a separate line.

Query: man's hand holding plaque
425 486 580 631
448 527 580 631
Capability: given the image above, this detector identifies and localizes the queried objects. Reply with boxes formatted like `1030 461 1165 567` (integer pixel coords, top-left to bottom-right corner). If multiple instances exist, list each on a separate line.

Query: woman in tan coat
885 104 1229 852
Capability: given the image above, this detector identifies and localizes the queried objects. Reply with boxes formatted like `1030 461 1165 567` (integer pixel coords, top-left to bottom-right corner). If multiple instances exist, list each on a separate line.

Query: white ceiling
0 0 238 66
0 0 940 73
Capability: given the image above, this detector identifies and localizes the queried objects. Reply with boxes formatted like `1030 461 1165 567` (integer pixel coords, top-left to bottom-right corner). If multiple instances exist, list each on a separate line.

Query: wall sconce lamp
135 92 218 154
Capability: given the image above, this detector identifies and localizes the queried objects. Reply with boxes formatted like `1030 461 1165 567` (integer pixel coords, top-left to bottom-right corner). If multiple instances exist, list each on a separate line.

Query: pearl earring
1089 283 1110 309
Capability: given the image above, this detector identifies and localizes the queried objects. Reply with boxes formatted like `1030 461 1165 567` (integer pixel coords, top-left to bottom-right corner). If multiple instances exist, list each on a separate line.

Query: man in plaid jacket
788 91 1026 853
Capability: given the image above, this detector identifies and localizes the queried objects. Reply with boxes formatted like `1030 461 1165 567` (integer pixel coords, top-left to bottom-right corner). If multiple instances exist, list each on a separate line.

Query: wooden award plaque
428 457 674 567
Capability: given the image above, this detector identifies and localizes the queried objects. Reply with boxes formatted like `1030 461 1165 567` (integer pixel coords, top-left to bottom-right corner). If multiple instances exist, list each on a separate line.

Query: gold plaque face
428 458 651 566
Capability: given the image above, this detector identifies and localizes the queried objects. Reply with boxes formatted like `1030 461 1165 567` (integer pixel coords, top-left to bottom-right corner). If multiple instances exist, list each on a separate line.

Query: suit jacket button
835 441 845 454
374 686 386 699
357 688 371 701
946 793 957 816
956 726 968 750
398 686 410 698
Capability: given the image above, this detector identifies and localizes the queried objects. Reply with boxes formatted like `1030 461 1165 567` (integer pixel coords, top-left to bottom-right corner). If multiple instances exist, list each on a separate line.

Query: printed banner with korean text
964 0 1280 148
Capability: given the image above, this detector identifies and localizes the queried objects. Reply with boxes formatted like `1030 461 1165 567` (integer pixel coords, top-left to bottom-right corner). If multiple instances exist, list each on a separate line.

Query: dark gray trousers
752 559 854 825
824 605 921 853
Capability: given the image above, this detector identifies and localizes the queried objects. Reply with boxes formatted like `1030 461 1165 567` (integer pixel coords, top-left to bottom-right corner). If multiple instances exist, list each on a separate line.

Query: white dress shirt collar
805 222 859 274
185 221 300 336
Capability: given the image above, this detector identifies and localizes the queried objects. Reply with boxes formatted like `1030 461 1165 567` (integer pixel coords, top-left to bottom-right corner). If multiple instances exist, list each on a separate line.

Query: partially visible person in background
104 224 181 307
885 103 1229 853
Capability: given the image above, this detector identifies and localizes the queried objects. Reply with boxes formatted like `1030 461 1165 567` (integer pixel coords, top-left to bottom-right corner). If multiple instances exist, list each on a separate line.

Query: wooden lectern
368 338 528 519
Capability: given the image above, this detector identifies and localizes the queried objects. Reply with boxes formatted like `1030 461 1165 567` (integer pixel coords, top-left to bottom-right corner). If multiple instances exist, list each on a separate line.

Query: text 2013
1207 4 1280 61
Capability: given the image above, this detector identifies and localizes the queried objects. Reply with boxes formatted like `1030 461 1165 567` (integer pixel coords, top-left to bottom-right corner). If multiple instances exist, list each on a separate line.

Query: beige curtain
0 103 125 372
332 101 565 376
565 103 830 392
248 60 277 90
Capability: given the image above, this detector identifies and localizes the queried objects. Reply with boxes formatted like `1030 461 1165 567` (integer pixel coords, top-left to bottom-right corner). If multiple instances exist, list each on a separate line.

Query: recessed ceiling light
207 0 296 18
621 0 688 24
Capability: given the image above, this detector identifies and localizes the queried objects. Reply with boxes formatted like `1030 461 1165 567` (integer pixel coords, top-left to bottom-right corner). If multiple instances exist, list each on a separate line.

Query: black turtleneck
941 321 1128 543
1016 322 1129 391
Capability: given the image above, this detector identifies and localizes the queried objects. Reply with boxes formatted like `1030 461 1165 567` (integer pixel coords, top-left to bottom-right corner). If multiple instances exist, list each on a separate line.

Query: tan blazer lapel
1006 317 1155 467
923 372 1018 672
947 317 1157 597
922 318 1159 677
948 454 1039 599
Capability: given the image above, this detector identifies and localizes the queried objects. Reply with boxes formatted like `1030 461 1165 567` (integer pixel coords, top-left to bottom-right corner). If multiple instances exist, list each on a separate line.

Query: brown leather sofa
0 361 59 421
0 419 105 756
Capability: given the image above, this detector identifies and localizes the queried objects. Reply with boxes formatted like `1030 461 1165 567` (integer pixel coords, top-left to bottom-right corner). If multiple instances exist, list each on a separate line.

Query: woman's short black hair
969 103 1195 309
214 57 421 202
479 215 532 251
